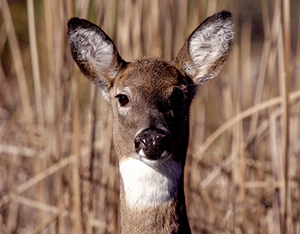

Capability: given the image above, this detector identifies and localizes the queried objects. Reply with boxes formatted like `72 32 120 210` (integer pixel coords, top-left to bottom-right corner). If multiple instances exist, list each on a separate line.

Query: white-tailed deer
68 10 233 234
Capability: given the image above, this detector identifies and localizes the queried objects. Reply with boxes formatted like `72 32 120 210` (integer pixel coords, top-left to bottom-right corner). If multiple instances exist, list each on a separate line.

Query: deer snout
134 128 172 160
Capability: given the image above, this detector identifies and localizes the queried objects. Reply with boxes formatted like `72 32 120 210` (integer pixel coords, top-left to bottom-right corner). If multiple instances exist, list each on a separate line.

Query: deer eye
116 94 130 107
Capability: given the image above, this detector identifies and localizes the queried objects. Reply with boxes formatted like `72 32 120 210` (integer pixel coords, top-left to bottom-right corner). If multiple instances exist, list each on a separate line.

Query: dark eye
116 94 129 107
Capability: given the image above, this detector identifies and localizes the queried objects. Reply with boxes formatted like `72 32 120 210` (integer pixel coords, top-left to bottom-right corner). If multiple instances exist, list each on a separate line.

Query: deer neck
119 157 191 233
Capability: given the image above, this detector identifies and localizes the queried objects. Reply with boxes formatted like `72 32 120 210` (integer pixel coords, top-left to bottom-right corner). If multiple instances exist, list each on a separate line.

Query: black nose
134 128 172 160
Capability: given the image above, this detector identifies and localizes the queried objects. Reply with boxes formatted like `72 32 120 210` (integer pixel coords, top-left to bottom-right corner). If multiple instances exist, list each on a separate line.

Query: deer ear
68 18 125 101
175 10 234 85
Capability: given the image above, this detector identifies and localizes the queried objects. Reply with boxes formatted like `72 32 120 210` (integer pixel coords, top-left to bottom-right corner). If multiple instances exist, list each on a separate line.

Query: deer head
68 10 233 233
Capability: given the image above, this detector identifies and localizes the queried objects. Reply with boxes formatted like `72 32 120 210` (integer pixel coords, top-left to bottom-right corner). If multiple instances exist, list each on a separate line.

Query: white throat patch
119 157 182 208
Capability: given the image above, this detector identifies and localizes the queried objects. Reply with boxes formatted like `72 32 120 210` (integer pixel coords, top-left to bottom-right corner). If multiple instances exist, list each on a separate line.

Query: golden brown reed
0 0 300 233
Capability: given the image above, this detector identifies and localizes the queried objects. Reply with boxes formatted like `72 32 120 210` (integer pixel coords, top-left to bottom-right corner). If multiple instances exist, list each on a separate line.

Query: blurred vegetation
0 0 300 233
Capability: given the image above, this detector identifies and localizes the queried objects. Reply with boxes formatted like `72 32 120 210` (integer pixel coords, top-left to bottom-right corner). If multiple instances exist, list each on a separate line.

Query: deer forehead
112 58 192 97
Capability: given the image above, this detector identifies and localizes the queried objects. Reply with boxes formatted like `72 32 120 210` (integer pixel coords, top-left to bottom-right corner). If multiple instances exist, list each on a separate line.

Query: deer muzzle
134 128 172 160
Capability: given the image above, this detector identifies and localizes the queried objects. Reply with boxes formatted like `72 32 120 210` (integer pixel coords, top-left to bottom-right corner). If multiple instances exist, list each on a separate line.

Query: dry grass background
0 0 300 233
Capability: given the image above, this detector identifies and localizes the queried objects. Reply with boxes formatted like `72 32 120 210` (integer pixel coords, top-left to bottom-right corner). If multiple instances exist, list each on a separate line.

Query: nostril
138 136 152 148
140 137 147 146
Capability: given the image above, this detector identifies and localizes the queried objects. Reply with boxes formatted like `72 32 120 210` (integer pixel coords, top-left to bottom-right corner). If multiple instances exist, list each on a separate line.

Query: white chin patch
119 157 182 208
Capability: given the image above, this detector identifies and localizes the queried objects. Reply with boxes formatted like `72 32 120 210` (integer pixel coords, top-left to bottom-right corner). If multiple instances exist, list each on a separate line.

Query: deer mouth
134 127 172 161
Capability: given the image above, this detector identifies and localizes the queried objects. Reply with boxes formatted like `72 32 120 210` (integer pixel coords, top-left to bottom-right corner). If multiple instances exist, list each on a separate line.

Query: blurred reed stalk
72 70 83 234
282 0 291 234
27 0 44 129
1 0 33 122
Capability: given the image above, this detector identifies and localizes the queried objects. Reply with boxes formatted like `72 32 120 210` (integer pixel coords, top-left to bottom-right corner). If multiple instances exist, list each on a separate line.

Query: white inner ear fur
69 28 114 77
119 157 182 208
189 19 233 83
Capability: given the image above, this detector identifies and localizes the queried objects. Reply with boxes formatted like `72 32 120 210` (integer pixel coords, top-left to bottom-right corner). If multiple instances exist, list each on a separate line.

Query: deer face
68 11 233 204
109 58 196 166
